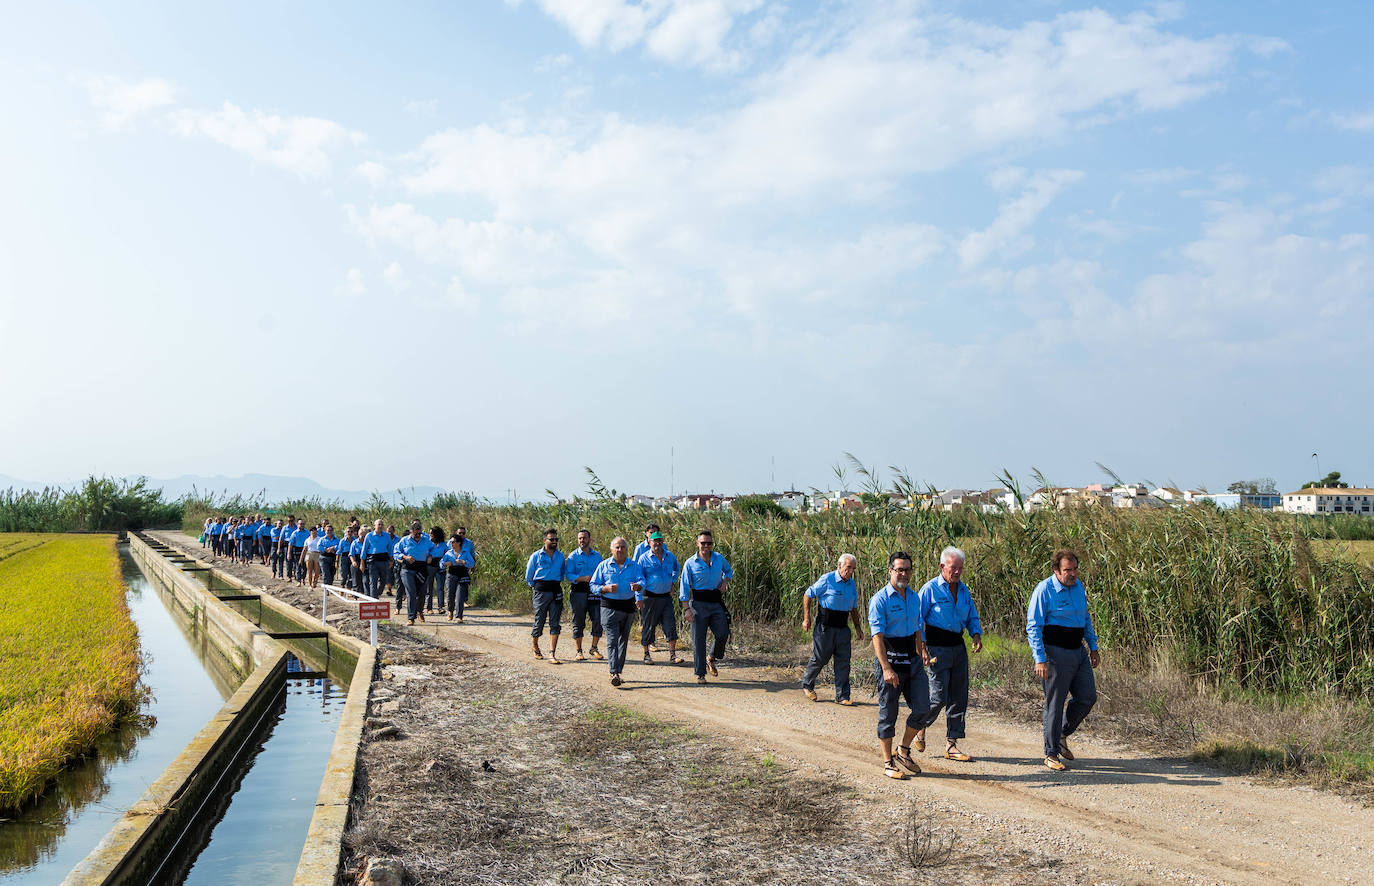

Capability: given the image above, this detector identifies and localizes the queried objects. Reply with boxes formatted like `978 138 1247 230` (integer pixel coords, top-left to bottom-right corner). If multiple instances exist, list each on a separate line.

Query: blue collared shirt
591 556 646 602
395 534 431 563
917 576 981 641
256 522 272 539
290 528 311 546
526 548 566 585
441 539 476 569
319 534 340 554
564 548 602 585
1026 574 1099 663
633 539 652 559
679 552 733 602
868 583 923 639
636 549 680 597
269 525 281 541
361 531 392 557
806 570 858 612
349 538 363 558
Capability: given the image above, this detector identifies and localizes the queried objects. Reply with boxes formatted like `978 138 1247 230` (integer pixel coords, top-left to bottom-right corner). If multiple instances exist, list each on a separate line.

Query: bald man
801 554 866 705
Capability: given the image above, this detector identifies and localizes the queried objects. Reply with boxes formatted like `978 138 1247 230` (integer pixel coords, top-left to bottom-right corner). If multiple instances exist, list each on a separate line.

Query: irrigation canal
0 543 350 885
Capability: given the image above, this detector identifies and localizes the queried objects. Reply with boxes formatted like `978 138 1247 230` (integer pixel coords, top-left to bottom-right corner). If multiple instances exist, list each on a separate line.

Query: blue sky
1 0 1370 500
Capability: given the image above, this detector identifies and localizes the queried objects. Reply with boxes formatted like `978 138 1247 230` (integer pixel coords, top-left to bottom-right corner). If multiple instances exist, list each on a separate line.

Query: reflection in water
0 547 241 885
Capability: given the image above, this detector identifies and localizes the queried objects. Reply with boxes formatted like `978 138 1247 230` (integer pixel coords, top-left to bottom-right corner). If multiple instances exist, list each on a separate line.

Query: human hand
802 617 811 631
882 667 899 688
971 637 983 654
1089 649 1101 668
1034 662 1049 680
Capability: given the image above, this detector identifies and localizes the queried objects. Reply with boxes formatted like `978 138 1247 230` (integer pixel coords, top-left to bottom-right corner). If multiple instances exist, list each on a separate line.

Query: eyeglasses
699 541 713 546
889 566 912 573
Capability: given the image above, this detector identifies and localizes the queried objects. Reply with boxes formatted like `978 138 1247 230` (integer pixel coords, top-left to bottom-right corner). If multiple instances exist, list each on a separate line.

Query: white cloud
1332 110 1374 132
83 74 178 128
382 261 410 292
355 161 389 187
960 170 1084 269
170 103 365 179
513 0 765 70
403 99 438 117
335 268 366 298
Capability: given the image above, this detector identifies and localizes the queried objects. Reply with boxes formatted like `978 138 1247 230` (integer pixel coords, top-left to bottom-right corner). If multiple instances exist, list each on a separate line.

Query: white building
1282 488 1374 515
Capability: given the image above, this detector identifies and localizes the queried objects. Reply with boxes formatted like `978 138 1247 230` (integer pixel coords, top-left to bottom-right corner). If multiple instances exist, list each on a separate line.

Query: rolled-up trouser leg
286 549 300 582
321 556 336 586
874 658 930 739
921 643 969 739
586 595 602 637
691 600 728 676
569 590 590 639
400 568 423 620
369 560 390 600
1042 645 1096 756
603 608 632 675
531 586 563 637
801 622 836 691
639 595 668 645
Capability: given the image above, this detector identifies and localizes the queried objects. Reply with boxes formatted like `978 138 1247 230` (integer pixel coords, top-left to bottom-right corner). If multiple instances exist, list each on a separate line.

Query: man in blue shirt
288 519 311 585
395 520 432 625
590 537 645 687
563 528 603 661
636 531 682 665
359 519 392 600
868 551 931 780
525 528 566 663
679 529 733 684
801 553 865 705
319 523 341 586
913 547 983 763
633 523 660 559
1028 549 1101 771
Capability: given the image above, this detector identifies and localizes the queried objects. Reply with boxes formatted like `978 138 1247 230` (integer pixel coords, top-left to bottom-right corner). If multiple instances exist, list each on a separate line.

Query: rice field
0 533 142 811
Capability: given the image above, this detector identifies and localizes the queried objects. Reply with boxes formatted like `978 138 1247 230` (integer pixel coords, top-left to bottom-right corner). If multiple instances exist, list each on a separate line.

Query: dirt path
155 532 1372 885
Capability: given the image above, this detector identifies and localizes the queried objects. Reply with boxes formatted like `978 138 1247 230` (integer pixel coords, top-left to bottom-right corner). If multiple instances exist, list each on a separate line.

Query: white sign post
320 582 388 646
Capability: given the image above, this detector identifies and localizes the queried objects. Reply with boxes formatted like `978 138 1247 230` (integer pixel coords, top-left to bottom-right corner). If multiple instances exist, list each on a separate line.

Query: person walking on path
359 519 392 601
287 518 310 586
679 530 733 684
269 519 285 578
869 551 931 780
1028 549 1101 771
564 529 603 660
591 537 646 687
347 528 365 592
337 526 356 590
913 547 982 762
318 524 341 586
440 528 476 621
636 531 682 665
423 526 446 614
633 523 660 559
525 528 567 663
396 521 432 625
800 553 865 705
302 527 323 589
255 517 273 565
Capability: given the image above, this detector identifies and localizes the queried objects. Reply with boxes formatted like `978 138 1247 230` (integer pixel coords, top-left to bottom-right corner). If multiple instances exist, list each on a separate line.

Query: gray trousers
1042 644 1098 756
602 607 633 675
919 643 969 740
424 563 440 610
568 590 602 639
639 595 677 645
400 567 425 620
368 560 390 600
444 573 471 616
532 586 563 637
875 658 929 740
801 623 852 701
690 599 729 677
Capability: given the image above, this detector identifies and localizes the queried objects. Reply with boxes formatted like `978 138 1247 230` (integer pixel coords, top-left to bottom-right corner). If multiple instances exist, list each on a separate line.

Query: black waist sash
645 591 671 599
602 597 636 612
320 550 337 560
1043 624 1085 649
368 553 392 563
569 580 590 593
820 607 850 628
691 587 723 604
924 623 964 646
290 545 305 553
401 558 426 572
532 579 562 594
447 563 471 578
885 634 917 666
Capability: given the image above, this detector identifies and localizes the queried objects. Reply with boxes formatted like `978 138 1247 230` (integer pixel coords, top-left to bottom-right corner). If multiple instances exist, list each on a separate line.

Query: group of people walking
524 525 1100 778
202 514 478 622
203 515 1101 778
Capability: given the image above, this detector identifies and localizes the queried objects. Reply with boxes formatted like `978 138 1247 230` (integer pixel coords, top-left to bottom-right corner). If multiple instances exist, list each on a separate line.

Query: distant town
556 484 1374 516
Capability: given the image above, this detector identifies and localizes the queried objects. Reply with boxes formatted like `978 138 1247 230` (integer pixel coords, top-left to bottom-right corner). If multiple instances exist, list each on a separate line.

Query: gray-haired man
801 554 865 704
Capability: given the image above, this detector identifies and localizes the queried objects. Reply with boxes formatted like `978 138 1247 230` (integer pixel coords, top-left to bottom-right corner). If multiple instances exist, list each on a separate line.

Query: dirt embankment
153 532 1374 885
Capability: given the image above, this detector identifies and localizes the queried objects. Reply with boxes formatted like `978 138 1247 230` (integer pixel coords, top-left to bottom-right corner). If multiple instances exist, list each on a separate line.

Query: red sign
358 600 391 621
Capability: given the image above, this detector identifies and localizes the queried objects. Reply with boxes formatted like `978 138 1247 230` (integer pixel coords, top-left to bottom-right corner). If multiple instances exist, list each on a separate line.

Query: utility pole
670 446 675 499
770 455 775 489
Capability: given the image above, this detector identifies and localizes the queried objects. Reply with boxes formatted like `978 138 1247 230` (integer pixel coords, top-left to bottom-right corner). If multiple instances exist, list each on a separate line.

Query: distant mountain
0 472 447 506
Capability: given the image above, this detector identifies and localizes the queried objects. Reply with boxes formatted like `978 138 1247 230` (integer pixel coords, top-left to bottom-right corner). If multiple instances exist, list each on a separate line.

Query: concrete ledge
62 650 290 886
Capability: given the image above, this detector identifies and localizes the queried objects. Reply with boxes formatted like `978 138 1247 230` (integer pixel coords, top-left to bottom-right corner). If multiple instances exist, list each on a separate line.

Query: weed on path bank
0 534 142 810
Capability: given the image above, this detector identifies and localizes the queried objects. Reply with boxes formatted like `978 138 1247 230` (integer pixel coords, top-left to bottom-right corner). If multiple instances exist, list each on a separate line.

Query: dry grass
0 533 142 810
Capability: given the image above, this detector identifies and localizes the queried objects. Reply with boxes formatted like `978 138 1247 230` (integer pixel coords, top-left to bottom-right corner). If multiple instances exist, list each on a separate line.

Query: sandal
532 644 544 660
803 688 818 701
590 647 604 660
669 654 683 665
894 746 921 774
706 658 719 676
913 732 926 753
611 674 622 686
1056 740 1075 761
643 652 653 664
884 759 908 780
945 744 973 762
697 676 707 685
1045 755 1068 771
576 651 587 661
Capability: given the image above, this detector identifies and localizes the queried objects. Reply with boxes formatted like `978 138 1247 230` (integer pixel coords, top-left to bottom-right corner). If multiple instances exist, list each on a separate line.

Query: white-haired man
914 546 983 762
800 554 865 705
